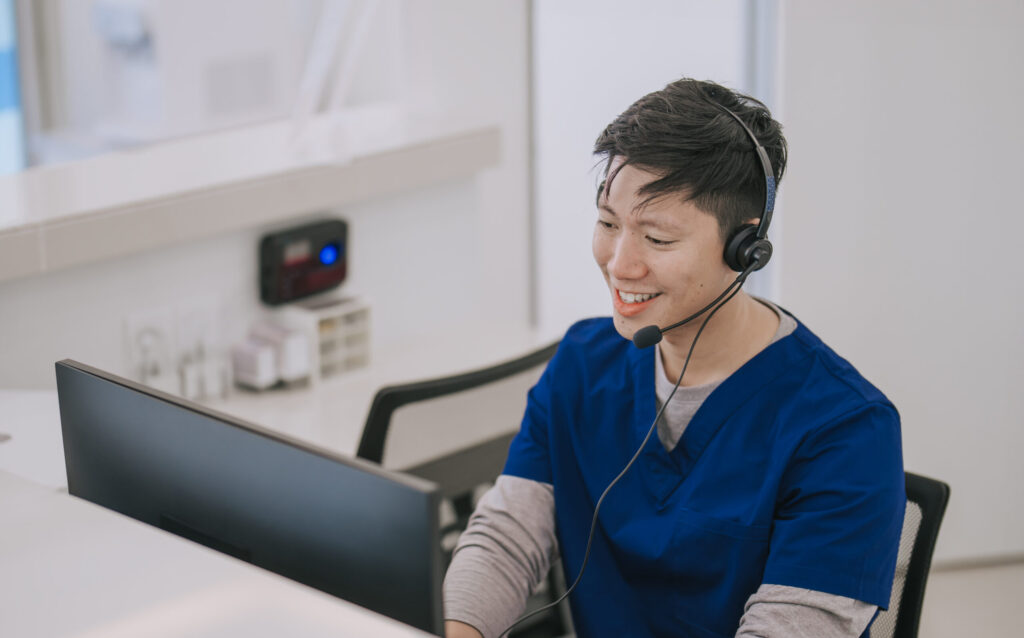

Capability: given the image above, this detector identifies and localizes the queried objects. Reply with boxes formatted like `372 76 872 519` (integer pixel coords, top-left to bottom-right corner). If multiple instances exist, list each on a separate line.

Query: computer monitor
55 359 444 635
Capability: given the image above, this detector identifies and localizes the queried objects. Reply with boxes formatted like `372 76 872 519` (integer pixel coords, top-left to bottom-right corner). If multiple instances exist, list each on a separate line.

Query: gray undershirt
444 302 878 638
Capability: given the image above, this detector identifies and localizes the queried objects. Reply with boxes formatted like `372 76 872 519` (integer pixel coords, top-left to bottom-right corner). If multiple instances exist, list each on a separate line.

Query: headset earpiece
724 224 773 272
709 99 776 273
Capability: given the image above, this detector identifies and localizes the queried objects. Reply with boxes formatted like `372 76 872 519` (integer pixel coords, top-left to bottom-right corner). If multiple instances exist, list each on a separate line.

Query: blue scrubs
504 315 905 638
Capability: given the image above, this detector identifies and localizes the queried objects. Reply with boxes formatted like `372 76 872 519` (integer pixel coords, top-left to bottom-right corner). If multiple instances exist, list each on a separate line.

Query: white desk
0 328 550 636
0 390 66 489
0 324 546 488
0 470 432 638
201 324 546 467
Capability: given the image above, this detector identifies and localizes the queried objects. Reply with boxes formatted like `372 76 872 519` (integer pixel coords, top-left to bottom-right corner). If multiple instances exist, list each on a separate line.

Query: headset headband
710 103 776 240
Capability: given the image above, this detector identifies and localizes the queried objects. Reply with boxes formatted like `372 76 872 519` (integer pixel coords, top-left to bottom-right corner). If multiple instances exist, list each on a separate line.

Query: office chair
356 340 570 637
869 472 951 638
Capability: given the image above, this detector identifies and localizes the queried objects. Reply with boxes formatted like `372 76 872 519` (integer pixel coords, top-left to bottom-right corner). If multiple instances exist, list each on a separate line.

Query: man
444 78 904 638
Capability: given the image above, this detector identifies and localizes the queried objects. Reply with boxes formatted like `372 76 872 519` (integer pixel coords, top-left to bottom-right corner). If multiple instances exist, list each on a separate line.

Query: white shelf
0 112 500 283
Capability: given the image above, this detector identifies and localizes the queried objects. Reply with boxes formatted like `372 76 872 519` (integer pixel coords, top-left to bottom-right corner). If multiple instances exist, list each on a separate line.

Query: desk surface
0 329 552 636
0 470 432 638
0 324 547 488
0 389 65 488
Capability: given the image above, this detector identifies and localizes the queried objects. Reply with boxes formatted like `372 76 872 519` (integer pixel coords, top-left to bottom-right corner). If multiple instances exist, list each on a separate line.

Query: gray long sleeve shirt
444 303 878 637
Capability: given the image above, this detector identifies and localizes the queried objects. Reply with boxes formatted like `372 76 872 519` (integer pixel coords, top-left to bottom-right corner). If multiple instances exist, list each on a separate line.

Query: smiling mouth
617 290 662 304
611 289 662 317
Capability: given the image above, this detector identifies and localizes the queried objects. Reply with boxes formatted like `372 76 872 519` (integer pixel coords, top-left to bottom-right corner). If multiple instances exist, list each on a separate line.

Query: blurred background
1 1 1021 634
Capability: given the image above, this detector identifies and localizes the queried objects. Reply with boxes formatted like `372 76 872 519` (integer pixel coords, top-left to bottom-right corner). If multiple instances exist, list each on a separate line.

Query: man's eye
598 220 616 230
647 236 674 246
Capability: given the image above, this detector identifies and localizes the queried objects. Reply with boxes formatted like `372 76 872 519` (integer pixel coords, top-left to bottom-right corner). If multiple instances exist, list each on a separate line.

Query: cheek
656 251 717 293
682 254 734 295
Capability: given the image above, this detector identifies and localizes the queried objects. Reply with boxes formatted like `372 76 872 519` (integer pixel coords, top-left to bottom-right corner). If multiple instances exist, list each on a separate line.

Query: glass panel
14 0 403 170
0 0 25 174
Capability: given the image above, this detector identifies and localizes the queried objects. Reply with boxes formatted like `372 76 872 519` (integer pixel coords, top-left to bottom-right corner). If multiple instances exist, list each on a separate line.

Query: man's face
592 161 734 341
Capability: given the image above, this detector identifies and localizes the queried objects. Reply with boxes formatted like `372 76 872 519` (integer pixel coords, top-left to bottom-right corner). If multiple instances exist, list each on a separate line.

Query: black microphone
632 325 664 349
630 276 745 349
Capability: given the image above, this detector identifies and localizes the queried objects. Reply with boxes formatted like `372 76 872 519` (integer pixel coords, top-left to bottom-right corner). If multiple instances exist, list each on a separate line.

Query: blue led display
319 243 340 266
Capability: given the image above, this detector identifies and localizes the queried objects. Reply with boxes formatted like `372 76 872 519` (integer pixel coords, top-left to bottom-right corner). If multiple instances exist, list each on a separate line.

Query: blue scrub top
504 315 905 638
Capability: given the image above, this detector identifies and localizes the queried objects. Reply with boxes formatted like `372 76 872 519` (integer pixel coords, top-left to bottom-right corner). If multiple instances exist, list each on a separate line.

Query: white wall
532 0 762 340
778 0 1024 563
0 180 486 387
0 0 531 390
402 1 532 335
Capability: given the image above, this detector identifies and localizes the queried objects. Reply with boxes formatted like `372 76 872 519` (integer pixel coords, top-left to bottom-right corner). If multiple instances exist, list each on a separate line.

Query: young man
444 79 905 638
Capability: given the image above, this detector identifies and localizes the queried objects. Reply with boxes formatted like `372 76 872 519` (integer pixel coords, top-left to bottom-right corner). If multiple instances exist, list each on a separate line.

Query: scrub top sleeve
502 358 557 485
762 402 905 609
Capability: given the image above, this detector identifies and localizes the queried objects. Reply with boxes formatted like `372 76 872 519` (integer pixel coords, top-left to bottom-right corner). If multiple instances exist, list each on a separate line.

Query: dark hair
594 78 787 241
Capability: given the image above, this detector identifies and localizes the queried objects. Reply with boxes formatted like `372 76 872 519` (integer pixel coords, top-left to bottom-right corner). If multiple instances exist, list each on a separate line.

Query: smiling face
592 162 736 342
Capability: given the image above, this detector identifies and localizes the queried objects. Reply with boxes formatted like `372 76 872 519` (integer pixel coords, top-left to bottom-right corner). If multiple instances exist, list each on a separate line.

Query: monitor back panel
56 360 443 634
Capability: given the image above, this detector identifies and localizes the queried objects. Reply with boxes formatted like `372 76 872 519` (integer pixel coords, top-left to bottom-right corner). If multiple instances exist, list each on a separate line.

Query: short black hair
594 78 787 241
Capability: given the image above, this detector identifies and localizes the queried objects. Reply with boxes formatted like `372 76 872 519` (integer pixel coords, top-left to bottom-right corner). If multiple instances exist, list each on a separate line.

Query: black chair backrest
356 340 569 638
870 472 951 638
357 340 559 469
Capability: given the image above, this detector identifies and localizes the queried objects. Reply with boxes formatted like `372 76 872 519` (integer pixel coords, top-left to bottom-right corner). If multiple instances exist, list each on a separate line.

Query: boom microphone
630 252 764 349
632 325 664 349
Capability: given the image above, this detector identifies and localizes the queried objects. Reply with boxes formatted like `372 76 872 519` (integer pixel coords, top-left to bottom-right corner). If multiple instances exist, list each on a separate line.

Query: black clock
259 218 348 306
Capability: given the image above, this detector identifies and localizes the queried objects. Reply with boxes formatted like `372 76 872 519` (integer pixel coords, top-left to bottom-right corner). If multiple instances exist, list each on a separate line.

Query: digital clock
259 218 348 305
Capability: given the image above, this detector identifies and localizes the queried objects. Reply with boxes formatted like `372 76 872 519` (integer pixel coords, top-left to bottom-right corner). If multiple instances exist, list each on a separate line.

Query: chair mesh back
870 501 923 638
381 364 545 471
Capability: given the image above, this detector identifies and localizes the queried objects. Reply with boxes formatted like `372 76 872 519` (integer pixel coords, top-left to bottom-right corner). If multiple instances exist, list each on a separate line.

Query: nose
606 232 648 282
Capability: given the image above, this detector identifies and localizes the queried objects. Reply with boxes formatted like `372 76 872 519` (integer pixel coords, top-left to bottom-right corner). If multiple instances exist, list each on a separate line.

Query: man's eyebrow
599 202 679 231
637 216 678 232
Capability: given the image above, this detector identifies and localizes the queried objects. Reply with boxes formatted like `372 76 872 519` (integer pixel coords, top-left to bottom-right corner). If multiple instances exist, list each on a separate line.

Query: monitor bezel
56 359 437 493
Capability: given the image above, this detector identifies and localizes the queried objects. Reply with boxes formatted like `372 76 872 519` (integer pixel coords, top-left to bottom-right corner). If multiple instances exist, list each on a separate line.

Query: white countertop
0 322 546 489
0 389 66 489
0 323 551 637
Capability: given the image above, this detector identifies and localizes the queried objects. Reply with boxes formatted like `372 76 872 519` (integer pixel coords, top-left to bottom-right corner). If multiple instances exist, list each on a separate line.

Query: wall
0 179 483 386
531 0 759 340
402 1 532 339
0 0 531 390
778 0 1024 563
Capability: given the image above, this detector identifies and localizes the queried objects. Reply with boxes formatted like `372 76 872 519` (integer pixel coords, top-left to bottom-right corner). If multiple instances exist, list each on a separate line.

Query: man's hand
445 620 484 638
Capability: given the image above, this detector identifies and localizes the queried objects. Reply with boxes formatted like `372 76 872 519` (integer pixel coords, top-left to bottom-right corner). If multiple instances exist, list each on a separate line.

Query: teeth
618 291 659 304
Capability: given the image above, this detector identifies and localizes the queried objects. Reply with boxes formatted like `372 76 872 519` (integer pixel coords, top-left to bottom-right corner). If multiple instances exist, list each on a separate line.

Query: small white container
275 296 371 384
250 321 311 384
231 339 278 391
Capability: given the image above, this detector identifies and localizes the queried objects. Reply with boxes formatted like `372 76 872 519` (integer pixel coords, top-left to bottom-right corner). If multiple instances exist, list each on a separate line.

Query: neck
658 292 778 387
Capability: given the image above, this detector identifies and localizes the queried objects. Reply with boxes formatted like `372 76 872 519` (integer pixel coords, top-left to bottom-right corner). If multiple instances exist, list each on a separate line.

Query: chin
612 314 638 341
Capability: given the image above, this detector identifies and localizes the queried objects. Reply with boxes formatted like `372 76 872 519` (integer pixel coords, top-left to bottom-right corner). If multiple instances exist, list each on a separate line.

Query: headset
498 96 778 637
719 106 776 273
631 97 778 349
